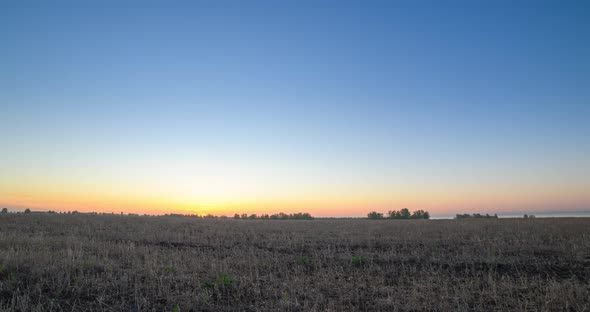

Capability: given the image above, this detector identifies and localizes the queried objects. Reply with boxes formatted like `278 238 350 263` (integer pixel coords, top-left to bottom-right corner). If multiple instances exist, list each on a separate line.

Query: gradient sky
1 1 589 217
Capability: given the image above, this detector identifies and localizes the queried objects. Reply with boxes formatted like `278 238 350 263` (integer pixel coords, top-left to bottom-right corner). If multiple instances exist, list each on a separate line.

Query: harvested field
0 214 589 311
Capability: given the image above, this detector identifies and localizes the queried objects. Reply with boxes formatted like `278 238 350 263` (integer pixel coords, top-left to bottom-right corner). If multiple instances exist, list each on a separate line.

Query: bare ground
0 214 589 311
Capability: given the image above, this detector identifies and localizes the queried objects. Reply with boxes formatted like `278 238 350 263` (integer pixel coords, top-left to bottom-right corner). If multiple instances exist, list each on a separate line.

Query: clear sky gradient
1 1 589 217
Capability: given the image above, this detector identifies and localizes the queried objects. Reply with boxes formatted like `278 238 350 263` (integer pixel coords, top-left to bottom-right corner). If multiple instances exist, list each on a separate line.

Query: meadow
0 214 589 311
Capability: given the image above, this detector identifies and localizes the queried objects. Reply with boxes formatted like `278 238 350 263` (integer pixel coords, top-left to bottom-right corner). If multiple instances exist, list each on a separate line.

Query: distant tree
523 214 528 219
529 214 535 219
385 209 431 220
456 213 498 219
24 208 31 214
399 208 411 219
1 208 7 214
300 212 313 220
367 211 384 219
387 210 399 219
289 212 313 220
410 210 429 219
215 212 314 220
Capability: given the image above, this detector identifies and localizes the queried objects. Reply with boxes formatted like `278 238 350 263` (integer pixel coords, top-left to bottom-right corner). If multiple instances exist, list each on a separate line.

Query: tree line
0 208 314 220
455 213 498 219
233 212 313 220
367 208 430 220
164 212 314 220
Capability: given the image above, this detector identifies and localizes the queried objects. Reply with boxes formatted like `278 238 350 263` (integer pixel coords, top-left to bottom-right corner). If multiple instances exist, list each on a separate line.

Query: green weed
351 256 365 267
296 256 312 266
203 274 234 289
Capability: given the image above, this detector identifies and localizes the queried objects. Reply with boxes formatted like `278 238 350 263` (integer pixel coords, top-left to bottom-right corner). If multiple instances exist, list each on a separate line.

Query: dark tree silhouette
410 210 429 219
399 208 411 219
456 213 498 219
387 210 400 219
232 212 313 220
386 209 430 219
367 211 384 219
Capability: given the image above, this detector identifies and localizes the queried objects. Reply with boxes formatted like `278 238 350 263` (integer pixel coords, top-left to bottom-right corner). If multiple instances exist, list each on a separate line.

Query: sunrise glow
1 2 588 217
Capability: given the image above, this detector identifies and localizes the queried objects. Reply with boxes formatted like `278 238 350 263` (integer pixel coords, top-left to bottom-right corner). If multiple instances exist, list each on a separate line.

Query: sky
1 1 589 217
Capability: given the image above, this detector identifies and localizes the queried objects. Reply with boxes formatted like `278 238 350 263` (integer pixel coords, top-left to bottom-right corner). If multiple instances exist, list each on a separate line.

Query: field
0 214 589 311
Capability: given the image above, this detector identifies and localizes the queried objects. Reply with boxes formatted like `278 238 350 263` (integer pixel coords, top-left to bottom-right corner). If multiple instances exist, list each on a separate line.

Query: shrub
351 256 365 267
296 256 312 266
203 274 234 289
0 264 13 281
215 274 233 287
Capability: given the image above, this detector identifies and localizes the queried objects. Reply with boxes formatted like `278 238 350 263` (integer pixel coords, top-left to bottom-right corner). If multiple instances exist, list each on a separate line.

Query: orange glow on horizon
1 182 588 217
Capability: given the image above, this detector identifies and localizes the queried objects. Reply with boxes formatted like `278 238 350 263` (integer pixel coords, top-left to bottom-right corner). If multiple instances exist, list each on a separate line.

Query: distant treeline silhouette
0 209 314 219
455 213 498 219
165 212 314 220
233 212 313 220
367 208 430 220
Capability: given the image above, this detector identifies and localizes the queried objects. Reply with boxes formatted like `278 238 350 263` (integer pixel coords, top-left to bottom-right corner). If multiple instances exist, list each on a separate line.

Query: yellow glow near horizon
1 150 589 217
2 178 588 217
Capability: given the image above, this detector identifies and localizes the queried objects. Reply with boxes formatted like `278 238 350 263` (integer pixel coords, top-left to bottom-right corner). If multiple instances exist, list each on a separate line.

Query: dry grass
0 214 589 311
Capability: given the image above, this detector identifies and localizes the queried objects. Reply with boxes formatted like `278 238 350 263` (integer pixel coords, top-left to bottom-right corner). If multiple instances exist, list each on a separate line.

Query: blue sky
1 1 589 216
